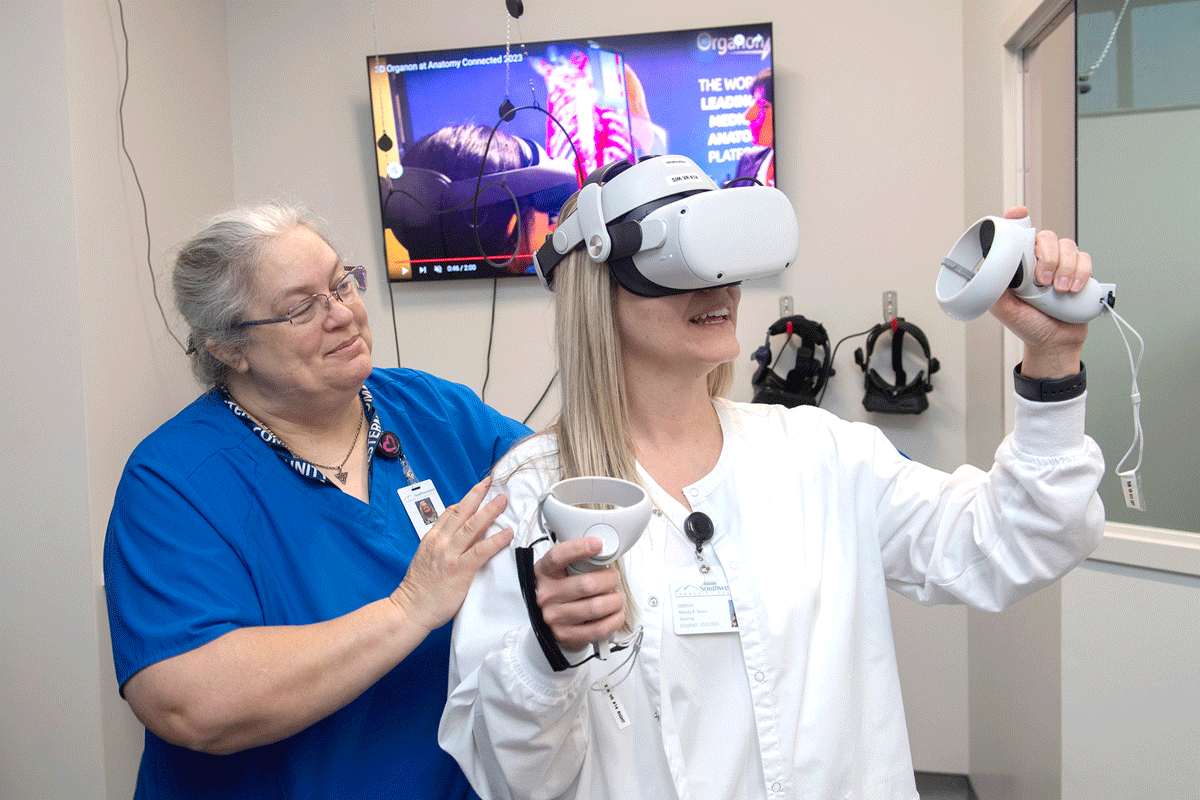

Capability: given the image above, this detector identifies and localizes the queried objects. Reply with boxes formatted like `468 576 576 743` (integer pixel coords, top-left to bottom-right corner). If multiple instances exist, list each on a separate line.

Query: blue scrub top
104 368 529 800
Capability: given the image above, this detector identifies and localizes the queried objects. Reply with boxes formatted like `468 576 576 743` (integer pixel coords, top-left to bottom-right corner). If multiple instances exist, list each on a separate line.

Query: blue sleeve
104 448 263 690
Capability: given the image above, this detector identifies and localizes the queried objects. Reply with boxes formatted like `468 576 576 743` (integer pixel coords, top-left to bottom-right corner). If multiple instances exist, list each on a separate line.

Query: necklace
251 407 364 485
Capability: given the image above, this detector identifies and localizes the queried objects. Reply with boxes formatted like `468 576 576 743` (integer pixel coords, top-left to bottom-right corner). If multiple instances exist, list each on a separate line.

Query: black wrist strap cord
515 544 573 671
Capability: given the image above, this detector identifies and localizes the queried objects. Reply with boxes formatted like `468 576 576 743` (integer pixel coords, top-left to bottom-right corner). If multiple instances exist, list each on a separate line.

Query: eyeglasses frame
232 266 368 329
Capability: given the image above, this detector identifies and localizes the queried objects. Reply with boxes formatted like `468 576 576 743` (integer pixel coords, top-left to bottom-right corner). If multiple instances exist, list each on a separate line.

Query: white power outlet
780 295 793 317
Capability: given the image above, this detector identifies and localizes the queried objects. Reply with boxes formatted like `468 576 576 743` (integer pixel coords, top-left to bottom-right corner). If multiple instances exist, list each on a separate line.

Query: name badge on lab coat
670 581 739 635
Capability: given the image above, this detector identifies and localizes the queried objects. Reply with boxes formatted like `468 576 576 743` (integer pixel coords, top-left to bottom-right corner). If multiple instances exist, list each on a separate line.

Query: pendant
334 469 348 484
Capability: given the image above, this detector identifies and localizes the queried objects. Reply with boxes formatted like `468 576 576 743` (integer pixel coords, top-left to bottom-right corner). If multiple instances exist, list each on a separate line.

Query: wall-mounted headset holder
750 315 833 407
854 318 940 414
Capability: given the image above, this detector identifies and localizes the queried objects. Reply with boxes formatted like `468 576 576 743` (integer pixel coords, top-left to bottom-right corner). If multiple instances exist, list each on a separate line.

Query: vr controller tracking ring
937 215 1116 324
537 476 652 571
520 476 652 667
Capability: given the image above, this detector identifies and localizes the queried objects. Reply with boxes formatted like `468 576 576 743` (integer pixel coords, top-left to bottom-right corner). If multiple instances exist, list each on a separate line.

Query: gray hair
173 203 332 387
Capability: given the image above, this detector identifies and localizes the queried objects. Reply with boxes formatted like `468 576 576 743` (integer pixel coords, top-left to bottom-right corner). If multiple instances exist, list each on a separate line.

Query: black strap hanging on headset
750 314 833 407
853 318 940 414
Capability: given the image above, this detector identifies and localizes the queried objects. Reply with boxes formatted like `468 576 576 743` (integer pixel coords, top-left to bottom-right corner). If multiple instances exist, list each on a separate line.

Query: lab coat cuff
519 626 590 682
1010 391 1088 457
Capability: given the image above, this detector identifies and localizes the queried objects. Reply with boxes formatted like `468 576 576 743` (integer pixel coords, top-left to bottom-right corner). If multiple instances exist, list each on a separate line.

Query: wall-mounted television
367 22 775 283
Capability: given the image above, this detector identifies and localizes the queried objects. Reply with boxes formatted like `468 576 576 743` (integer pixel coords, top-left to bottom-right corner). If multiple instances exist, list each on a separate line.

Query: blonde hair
549 216 733 481
523 190 735 627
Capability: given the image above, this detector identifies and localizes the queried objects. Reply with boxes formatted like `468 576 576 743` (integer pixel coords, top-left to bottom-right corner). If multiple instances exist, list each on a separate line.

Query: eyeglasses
233 266 368 328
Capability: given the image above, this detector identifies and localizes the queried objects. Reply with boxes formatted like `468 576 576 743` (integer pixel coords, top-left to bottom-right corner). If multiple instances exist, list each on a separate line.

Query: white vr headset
533 155 799 297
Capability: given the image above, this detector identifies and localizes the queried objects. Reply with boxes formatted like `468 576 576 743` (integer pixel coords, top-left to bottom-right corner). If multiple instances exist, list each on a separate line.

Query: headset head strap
853 318 940 414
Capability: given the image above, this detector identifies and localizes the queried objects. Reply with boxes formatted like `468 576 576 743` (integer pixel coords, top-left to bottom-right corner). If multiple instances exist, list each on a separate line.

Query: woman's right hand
390 477 513 633
533 538 626 651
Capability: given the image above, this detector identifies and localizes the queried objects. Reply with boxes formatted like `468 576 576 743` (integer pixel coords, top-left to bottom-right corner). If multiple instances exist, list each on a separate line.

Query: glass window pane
1079 0 1200 113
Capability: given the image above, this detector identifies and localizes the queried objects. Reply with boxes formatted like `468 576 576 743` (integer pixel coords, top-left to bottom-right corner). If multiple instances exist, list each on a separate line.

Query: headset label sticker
667 172 705 186
602 686 632 729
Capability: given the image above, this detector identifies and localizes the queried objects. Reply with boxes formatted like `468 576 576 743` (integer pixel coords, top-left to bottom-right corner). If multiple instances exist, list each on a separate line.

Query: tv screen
368 22 776 283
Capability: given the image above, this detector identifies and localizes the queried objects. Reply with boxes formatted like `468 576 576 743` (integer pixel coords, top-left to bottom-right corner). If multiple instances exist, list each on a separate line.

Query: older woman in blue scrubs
103 203 528 799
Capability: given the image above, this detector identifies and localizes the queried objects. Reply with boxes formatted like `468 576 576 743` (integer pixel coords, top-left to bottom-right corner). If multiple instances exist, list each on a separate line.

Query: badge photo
399 480 445 537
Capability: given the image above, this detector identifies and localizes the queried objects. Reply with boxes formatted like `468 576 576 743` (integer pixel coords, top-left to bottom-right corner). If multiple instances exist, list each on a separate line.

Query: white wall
1 3 105 796
1061 560 1200 800
4 1 981 796
1 1 237 798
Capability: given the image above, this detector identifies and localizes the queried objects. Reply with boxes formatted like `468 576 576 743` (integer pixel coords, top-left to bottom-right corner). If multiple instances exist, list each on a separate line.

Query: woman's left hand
989 207 1091 379
390 477 513 633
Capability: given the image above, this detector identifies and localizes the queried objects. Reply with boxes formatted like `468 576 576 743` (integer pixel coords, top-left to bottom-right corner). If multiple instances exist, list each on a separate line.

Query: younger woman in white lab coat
439 191 1105 800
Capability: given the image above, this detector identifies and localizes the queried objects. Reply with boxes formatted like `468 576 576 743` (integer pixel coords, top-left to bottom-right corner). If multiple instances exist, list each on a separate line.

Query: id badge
398 480 445 538
670 581 739 635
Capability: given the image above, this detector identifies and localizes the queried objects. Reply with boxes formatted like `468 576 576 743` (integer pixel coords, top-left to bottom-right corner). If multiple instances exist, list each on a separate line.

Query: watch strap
1013 361 1086 402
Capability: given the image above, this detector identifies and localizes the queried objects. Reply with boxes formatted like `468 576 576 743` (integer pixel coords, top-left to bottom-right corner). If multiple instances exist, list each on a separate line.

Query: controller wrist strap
1107 306 1147 510
515 545 573 672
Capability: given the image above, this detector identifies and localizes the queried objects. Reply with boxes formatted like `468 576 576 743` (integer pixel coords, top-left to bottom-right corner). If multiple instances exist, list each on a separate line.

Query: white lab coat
440 395 1105 800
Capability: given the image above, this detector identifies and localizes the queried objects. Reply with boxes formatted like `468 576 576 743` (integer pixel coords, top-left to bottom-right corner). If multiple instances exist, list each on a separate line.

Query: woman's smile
689 306 732 325
327 335 363 356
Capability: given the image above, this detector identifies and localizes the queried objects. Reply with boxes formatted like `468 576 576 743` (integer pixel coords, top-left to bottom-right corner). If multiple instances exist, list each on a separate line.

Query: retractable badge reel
936 215 1147 509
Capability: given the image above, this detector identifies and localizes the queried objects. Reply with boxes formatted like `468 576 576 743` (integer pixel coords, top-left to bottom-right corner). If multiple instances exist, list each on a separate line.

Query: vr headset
750 314 833 407
854 318 940 414
533 155 799 297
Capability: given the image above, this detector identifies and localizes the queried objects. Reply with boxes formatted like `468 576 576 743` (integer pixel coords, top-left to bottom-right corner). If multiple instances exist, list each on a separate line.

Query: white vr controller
538 477 651 572
537 476 652 660
937 216 1116 324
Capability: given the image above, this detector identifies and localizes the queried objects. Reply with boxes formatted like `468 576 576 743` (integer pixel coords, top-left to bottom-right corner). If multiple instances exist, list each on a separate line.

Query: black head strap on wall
853 317 940 414
750 314 833 407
